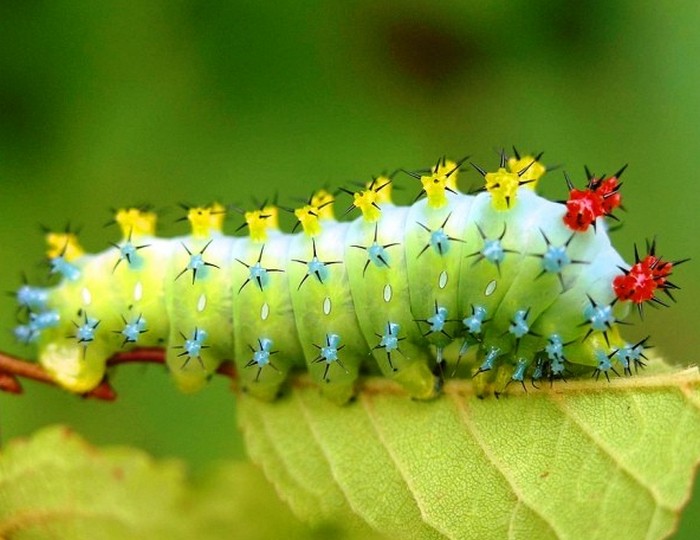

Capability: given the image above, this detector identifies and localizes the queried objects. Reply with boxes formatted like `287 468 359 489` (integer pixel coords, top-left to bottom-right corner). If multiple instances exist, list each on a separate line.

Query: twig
0 349 237 401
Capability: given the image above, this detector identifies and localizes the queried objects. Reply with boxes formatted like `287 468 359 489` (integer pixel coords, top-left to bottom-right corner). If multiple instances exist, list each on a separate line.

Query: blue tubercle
314 333 346 381
16 285 49 311
509 310 530 339
542 245 571 273
75 316 100 344
121 314 147 345
585 303 615 332
32 310 60 331
245 337 278 382
116 241 145 270
177 241 218 283
252 337 274 366
249 263 270 290
320 333 341 363
545 334 566 375
430 229 450 255
479 347 501 373
428 305 449 333
511 358 528 382
50 256 81 281
463 305 487 334
545 334 565 361
550 360 565 375
482 239 505 265
188 254 206 277
368 243 390 268
308 257 330 284
177 327 208 368
379 322 400 353
594 349 614 379
615 341 647 374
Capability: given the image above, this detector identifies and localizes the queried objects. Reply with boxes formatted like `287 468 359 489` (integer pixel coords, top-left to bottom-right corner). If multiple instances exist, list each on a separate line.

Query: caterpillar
10 149 684 403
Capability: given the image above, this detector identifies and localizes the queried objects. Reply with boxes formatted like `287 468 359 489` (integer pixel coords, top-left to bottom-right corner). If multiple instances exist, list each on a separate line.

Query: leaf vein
291 391 401 535
250 401 323 513
550 394 673 512
359 393 452 540
452 395 563 539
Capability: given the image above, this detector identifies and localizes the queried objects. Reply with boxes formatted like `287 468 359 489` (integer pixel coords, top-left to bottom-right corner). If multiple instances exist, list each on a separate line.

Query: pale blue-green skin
30 187 631 401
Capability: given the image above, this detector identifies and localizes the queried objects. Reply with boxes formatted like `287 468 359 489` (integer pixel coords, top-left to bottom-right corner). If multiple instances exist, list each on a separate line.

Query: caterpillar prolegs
12 150 684 403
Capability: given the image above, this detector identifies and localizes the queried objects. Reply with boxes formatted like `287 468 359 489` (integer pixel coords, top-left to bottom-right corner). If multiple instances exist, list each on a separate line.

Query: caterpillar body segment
15 152 683 402
165 233 235 392
346 204 445 399
232 232 304 400
288 221 371 403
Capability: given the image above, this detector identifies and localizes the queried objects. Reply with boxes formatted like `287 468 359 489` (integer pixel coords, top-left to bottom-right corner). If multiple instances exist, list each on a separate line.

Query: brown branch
0 352 54 389
0 349 237 401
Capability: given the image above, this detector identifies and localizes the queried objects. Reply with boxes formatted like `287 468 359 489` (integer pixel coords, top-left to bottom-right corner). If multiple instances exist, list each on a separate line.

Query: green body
34 187 632 401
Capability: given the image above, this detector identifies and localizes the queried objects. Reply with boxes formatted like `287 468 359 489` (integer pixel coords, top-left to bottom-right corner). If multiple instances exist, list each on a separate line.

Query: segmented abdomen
15 153 678 402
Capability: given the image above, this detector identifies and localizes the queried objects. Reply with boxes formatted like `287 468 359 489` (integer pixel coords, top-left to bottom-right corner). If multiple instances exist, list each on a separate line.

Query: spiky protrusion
474 149 541 210
45 231 84 261
294 190 335 236
187 203 226 238
613 240 685 308
419 156 464 208
562 168 624 232
507 149 546 190
350 177 392 222
115 208 157 239
245 205 280 242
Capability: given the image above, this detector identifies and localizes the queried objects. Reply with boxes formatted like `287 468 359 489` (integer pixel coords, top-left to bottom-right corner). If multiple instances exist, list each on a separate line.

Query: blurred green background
0 0 698 536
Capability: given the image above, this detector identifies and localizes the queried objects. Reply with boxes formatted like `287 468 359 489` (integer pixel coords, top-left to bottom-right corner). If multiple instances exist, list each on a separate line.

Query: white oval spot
133 281 143 301
197 293 207 312
81 287 92 306
438 271 448 289
485 279 497 296
261 302 270 320
383 283 392 302
323 296 332 315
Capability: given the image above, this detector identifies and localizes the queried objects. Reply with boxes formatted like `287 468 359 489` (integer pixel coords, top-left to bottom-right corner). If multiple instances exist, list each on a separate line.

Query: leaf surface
0 426 361 540
238 367 700 539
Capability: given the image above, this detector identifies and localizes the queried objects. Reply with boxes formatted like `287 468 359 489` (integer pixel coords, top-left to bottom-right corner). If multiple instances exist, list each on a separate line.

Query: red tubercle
562 174 623 232
613 262 657 304
594 176 622 214
563 188 604 231
613 253 677 305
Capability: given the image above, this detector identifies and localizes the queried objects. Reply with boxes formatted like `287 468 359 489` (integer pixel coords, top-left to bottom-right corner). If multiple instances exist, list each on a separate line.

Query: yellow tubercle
421 172 449 208
310 190 334 220
294 205 321 236
353 189 382 222
420 157 461 208
435 159 460 192
352 176 393 221
261 205 279 229
484 168 521 210
188 203 226 238
115 208 157 239
507 155 546 190
368 176 392 204
294 190 335 236
245 206 280 242
46 232 84 261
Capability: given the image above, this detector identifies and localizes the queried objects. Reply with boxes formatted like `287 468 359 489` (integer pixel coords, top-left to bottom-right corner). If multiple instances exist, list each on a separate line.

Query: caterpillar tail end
39 338 108 394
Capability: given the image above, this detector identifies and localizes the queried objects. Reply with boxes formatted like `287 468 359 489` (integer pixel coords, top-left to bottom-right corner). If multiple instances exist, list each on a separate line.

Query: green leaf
237 366 700 539
0 426 364 539
0 426 187 539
